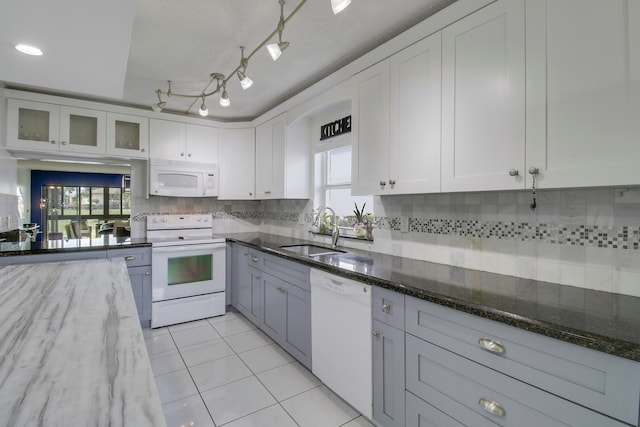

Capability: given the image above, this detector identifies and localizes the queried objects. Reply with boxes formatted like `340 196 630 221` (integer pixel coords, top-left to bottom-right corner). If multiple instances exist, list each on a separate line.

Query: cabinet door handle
277 287 286 293
125 255 136 261
379 181 386 187
389 179 396 185
478 337 506 354
251 256 258 262
479 398 506 417
61 141 67 145
141 148 145 152
372 331 380 337
188 153 192 157
528 167 539 175
144 271 151 276
382 303 391 313
51 140 57 144
508 169 519 176
180 152 185 157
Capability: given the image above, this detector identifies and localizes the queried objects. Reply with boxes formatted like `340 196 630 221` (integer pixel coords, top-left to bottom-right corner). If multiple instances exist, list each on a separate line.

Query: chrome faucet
318 206 339 249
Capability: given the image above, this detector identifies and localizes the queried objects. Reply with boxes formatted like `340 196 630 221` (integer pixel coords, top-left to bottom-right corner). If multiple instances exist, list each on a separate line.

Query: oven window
167 254 213 285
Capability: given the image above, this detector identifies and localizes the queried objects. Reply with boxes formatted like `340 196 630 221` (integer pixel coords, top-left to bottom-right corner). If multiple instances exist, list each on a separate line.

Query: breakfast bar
0 258 165 426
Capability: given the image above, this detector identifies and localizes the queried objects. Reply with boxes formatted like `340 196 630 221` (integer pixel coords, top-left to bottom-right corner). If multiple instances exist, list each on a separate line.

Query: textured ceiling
1 0 456 121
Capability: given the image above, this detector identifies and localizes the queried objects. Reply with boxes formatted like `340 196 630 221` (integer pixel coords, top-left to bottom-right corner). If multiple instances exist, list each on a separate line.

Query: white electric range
147 214 226 328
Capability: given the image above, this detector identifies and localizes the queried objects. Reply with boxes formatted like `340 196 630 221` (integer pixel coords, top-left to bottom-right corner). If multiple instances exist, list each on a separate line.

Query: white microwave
149 158 218 197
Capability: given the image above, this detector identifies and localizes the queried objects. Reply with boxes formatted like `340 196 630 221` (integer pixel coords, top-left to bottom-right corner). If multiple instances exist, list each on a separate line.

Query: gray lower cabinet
229 243 311 369
372 287 405 427
372 320 405 427
261 271 312 368
230 244 256 323
405 295 638 426
108 246 152 328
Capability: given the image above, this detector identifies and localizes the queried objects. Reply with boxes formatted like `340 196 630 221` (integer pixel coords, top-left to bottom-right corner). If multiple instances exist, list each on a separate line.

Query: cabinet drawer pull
382 303 391 313
479 398 506 417
144 271 151 276
251 256 258 262
372 331 380 337
124 255 136 261
478 337 506 354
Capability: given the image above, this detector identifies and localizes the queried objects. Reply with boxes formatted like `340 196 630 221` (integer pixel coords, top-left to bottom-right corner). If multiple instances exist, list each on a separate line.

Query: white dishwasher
310 268 372 419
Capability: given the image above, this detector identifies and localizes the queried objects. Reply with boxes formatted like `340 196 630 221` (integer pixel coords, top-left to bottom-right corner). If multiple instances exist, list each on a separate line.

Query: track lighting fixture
198 95 208 116
152 0 346 116
331 0 351 14
237 46 254 90
267 0 289 61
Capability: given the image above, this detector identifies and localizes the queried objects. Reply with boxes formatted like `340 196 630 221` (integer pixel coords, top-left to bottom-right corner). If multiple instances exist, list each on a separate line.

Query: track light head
331 0 351 14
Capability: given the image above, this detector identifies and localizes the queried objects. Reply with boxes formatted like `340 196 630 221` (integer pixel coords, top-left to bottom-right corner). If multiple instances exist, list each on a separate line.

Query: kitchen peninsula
0 258 165 426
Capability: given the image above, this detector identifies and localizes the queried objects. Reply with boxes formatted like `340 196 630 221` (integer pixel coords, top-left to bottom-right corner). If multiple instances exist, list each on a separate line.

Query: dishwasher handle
310 269 371 298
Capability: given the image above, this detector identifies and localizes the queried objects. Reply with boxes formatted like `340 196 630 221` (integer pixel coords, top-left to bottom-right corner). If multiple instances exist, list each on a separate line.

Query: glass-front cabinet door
106 113 149 159
7 99 61 151
59 106 106 154
7 99 106 155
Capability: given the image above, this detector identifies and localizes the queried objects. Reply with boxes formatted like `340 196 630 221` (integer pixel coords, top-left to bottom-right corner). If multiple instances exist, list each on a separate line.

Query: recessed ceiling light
15 44 43 56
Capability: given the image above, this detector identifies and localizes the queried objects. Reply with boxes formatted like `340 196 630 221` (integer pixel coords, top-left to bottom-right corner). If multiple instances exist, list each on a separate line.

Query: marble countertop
0 258 166 426
0 236 150 257
222 232 640 362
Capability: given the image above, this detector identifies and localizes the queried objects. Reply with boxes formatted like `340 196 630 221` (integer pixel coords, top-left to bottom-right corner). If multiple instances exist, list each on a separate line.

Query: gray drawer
406 391 465 427
372 286 404 329
406 334 628 427
248 249 310 291
405 296 640 426
108 246 151 267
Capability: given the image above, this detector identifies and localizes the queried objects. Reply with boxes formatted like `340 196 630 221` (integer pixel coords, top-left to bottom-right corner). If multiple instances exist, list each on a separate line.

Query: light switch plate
400 216 409 233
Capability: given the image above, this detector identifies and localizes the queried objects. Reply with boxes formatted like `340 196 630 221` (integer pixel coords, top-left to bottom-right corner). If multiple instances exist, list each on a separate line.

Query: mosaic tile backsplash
133 187 640 297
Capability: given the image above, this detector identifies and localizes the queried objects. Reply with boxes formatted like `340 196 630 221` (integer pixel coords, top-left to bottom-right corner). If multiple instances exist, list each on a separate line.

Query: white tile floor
143 311 375 427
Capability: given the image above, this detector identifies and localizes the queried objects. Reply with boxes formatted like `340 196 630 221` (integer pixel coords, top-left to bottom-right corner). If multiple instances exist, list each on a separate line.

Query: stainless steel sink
279 244 346 257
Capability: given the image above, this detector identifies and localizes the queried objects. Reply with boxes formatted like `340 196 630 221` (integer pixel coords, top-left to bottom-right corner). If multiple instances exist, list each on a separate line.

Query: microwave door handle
202 171 206 196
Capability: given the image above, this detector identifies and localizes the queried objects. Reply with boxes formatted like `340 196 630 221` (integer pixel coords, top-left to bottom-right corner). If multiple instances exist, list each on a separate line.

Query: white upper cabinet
525 0 640 189
149 119 218 163
219 128 255 200
441 0 526 192
389 32 442 194
352 31 443 196
255 114 286 199
351 60 390 196
106 113 149 159
7 99 106 156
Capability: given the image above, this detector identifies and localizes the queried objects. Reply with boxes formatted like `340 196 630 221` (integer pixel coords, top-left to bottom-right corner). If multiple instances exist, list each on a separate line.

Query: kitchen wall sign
320 115 351 141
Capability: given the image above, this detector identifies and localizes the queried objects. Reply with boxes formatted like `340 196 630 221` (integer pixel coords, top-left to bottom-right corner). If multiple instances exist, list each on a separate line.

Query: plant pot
354 223 368 238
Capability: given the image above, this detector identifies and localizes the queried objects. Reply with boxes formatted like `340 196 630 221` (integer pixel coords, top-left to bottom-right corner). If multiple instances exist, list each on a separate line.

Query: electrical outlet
400 216 409 233
615 188 640 204
297 213 306 225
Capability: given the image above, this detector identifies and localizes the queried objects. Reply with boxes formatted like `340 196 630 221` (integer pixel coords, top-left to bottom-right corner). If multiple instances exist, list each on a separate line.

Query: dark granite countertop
0 236 151 256
221 232 640 362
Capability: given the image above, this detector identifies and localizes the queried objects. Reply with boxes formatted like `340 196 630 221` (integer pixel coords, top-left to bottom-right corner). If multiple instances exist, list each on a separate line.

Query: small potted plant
353 202 372 239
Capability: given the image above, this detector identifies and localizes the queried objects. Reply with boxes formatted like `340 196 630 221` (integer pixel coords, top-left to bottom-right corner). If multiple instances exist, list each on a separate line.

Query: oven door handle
152 243 225 254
